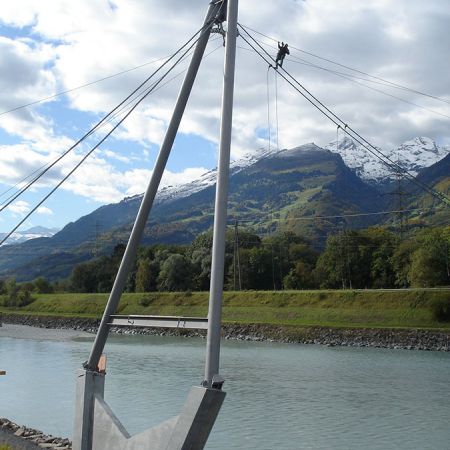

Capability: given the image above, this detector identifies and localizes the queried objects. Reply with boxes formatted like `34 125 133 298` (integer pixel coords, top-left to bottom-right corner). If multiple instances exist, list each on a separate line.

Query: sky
0 0 449 234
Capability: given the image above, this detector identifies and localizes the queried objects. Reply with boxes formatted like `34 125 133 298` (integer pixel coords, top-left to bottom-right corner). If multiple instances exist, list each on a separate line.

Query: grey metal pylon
204 0 239 388
72 1 232 449
85 0 222 373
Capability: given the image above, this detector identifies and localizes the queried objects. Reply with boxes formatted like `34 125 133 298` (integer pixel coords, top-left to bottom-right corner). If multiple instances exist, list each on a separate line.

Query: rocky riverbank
0 418 71 449
2 313 450 351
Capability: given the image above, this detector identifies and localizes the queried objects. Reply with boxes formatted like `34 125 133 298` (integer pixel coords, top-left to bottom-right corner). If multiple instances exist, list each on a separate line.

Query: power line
231 207 430 223
0 35 223 208
0 26 213 214
0 40 224 247
0 56 173 118
0 24 215 246
238 24 450 208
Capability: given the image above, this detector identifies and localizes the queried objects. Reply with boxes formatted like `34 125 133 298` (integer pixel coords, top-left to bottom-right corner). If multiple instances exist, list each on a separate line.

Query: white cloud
0 0 449 214
36 206 53 215
0 37 57 137
101 149 131 164
7 200 30 215
63 161 209 203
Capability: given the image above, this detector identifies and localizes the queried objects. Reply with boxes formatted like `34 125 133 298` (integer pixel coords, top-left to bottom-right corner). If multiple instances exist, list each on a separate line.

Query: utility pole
233 219 242 291
278 242 284 290
386 155 407 239
271 243 276 290
345 229 352 290
395 168 406 240
204 0 238 388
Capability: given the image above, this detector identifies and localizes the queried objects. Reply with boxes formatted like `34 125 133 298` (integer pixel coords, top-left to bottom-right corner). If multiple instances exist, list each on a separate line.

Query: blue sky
1 0 449 235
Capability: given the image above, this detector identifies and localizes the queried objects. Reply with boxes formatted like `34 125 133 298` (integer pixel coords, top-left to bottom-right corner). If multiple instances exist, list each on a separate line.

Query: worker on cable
275 42 289 69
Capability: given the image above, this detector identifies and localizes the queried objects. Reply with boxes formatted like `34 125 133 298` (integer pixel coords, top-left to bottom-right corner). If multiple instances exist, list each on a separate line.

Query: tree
71 263 98 293
315 230 371 289
315 233 351 288
4 278 18 305
157 254 193 291
392 240 418 288
284 261 316 289
135 258 159 292
408 227 450 287
1 278 33 307
364 228 397 288
238 246 274 290
34 277 54 294
283 240 319 289
190 248 212 291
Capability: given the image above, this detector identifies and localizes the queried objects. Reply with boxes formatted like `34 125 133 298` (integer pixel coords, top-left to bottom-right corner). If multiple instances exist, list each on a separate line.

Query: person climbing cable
275 42 289 69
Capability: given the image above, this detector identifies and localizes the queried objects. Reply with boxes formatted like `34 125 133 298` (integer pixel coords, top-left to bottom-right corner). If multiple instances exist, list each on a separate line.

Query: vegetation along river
1 324 449 449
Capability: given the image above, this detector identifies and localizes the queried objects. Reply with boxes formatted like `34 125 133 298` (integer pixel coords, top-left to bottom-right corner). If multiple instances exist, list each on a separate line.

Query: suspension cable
239 38 450 122
238 24 450 207
274 70 280 151
0 56 173 118
0 24 217 246
0 43 224 249
266 65 272 152
240 23 450 106
0 23 213 214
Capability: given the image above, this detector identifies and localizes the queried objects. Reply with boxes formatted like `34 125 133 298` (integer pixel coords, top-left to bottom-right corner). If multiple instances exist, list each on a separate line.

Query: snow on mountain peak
0 226 59 246
124 136 448 208
275 142 323 156
325 136 448 182
153 149 273 204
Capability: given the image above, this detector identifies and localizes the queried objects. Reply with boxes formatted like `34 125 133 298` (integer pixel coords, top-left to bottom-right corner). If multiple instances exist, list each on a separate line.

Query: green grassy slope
2 290 449 330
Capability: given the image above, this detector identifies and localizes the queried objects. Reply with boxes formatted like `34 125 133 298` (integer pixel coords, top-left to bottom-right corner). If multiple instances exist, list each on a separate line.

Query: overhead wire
0 56 174 118
229 207 428 223
0 26 216 214
0 34 223 209
0 21 219 246
237 24 450 208
0 39 224 213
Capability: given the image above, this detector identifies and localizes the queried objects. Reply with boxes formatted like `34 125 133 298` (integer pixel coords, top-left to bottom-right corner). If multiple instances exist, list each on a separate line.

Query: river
1 324 449 449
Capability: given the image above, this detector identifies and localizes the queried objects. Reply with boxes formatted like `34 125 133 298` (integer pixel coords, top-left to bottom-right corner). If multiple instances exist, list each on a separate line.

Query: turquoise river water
0 324 449 449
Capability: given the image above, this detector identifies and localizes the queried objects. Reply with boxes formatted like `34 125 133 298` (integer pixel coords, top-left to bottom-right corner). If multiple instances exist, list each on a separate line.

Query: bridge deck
108 314 208 330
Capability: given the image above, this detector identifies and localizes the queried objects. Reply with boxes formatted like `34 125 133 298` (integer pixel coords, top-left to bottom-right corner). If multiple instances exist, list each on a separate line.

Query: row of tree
1 226 448 296
66 225 449 293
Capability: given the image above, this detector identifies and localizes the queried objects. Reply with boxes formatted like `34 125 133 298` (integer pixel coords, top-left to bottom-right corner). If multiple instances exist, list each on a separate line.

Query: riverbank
2 313 449 351
0 418 71 449
1 289 450 330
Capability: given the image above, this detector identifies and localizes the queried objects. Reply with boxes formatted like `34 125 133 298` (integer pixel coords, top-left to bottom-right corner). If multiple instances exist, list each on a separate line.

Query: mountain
396 152 450 228
0 144 383 281
0 139 448 282
0 226 59 245
325 136 449 183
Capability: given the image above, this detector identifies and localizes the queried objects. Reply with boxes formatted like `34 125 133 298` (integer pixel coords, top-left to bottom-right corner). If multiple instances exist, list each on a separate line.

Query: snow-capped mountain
325 136 449 183
122 149 274 206
0 226 59 245
124 137 448 209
